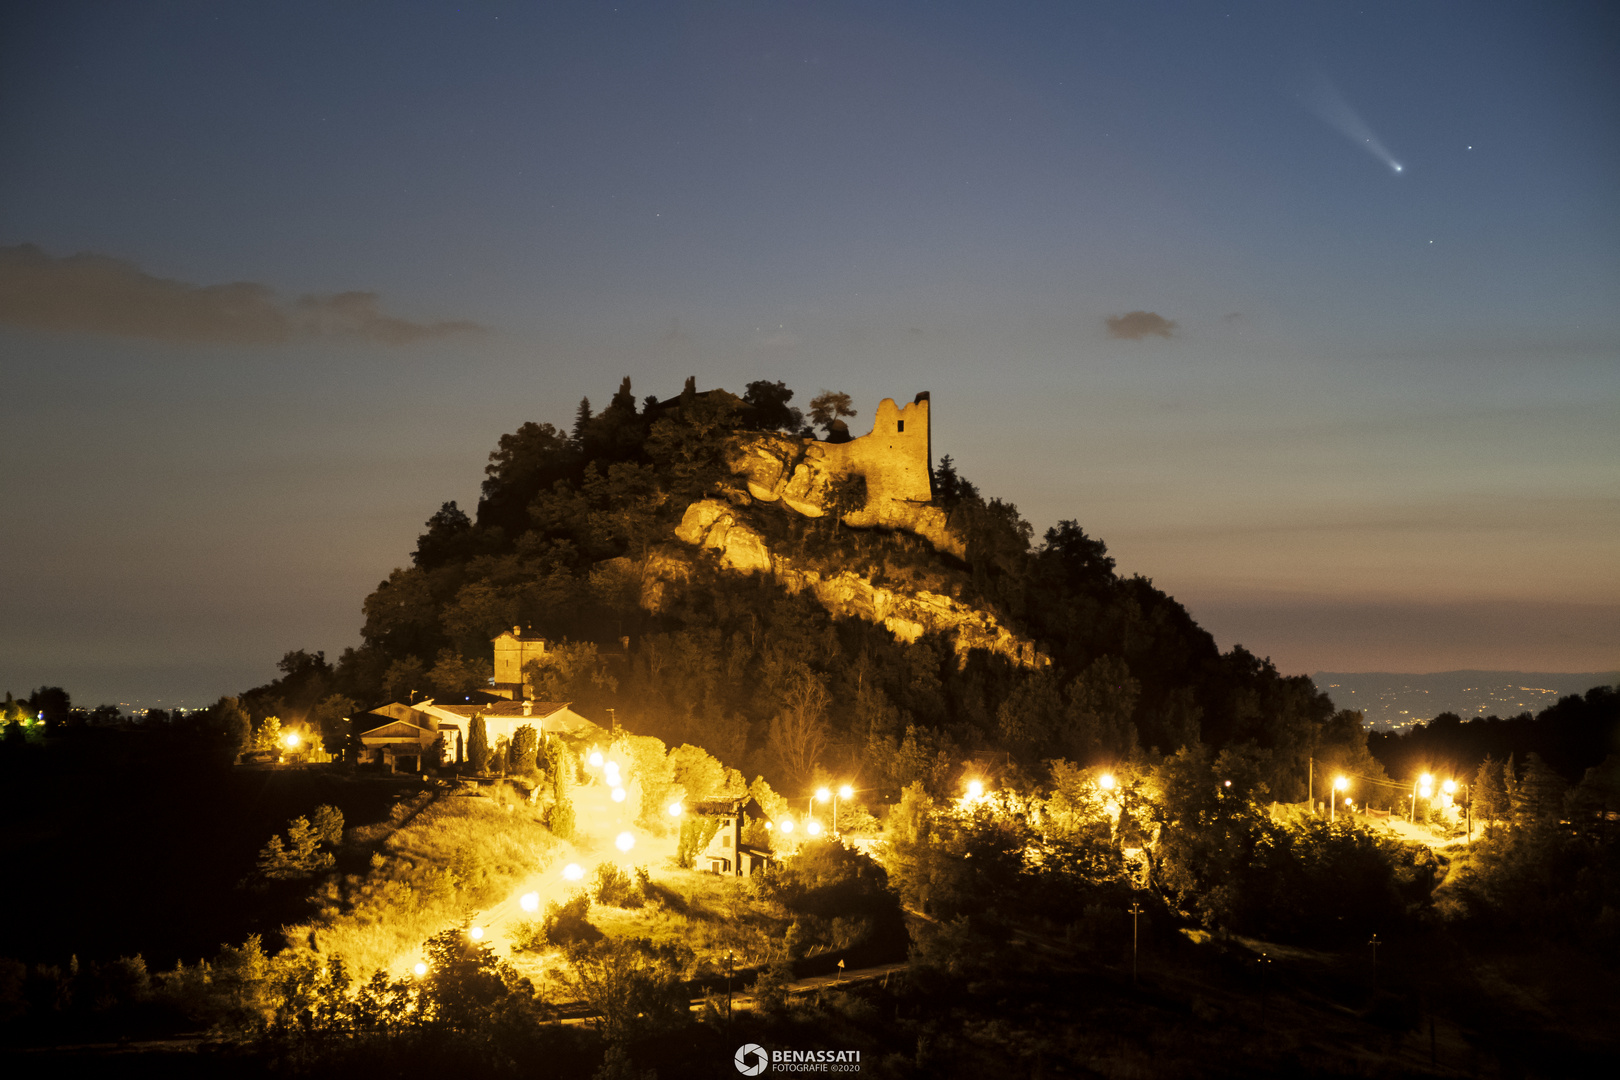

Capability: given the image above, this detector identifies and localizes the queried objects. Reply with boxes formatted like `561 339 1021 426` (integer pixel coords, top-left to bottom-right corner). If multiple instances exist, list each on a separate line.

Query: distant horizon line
1312 669 1617 679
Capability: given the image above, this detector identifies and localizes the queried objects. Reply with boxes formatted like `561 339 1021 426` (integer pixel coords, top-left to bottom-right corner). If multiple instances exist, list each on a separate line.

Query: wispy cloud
0 244 483 345
1105 310 1177 340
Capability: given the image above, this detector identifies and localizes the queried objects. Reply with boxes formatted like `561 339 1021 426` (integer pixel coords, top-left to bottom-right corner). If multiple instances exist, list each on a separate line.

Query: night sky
2 1 1616 706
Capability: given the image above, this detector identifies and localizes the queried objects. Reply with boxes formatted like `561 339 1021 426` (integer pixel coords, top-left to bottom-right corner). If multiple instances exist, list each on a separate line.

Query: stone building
491 627 549 699
692 795 773 877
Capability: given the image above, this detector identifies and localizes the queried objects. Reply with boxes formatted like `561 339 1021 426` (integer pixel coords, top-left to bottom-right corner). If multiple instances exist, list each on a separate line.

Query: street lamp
1099 773 1116 791
469 926 485 941
520 891 539 913
809 787 831 833
668 801 684 818
562 862 584 881
1411 773 1434 823
1332 776 1348 822
615 831 636 852
806 820 822 837
966 778 984 800
413 961 428 977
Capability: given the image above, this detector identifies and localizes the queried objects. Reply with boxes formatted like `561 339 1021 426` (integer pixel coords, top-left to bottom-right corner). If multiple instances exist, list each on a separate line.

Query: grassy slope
288 787 560 978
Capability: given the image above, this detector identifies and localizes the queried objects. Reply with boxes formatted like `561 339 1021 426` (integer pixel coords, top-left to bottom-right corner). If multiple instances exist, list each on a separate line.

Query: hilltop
249 376 1377 803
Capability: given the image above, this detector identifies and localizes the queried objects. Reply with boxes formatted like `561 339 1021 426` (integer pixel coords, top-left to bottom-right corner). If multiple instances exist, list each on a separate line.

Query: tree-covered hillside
265 377 1376 802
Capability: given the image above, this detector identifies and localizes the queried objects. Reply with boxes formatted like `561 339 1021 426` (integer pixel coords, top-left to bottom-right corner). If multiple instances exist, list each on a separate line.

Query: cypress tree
468 715 490 775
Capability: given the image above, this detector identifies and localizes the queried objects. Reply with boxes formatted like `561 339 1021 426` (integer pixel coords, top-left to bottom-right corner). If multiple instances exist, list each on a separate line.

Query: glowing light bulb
520 891 539 912
966 780 983 799
806 821 822 836
284 732 300 748
1420 773 1433 787
615 831 635 852
1099 774 1116 791
469 926 484 941
780 819 795 834
588 751 604 767
839 784 853 799
611 787 627 803
563 862 583 881
413 962 428 977
1334 776 1348 791
816 787 830 803
668 801 683 817
1442 780 1457 795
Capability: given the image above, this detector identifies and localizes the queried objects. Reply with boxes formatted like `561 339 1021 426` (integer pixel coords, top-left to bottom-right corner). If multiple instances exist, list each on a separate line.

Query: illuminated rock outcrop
667 498 1045 670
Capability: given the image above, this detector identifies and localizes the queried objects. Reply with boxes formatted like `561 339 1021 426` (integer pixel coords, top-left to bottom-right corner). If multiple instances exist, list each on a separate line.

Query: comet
1300 68 1404 174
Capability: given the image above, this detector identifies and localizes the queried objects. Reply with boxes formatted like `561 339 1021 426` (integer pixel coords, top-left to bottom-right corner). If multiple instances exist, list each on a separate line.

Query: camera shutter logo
734 1043 769 1075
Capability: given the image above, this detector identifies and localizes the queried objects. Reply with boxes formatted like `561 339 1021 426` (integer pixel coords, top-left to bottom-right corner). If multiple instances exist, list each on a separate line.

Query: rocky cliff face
726 434 964 559
666 499 1046 670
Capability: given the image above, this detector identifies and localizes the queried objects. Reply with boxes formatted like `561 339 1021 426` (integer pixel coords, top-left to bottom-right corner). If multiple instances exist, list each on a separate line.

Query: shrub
591 862 645 908
548 789 577 841
543 891 600 947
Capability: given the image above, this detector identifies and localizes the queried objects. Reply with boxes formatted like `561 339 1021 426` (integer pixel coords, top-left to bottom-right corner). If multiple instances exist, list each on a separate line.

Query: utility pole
725 950 734 1022
1308 756 1314 816
1128 901 1143 985
1368 933 1380 988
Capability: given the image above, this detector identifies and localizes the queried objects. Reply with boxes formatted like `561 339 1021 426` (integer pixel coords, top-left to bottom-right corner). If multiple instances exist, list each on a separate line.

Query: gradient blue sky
2 1 1616 705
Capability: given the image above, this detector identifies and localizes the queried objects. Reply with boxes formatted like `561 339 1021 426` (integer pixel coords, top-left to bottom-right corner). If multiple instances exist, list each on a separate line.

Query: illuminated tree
253 715 283 753
510 724 539 776
1473 753 1508 823
803 390 855 437
467 715 491 774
